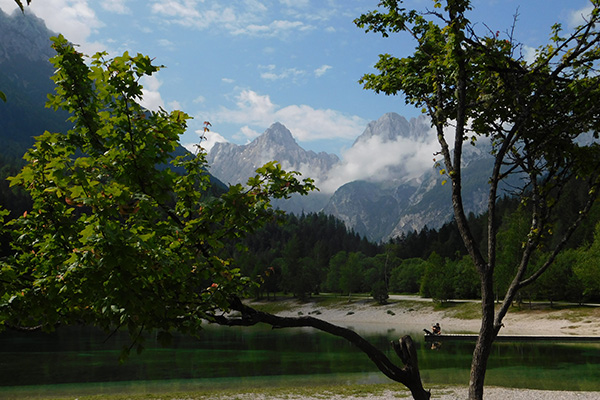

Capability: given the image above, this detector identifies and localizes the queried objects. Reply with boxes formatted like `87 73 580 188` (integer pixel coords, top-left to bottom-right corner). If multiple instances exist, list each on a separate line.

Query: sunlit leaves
0 35 315 357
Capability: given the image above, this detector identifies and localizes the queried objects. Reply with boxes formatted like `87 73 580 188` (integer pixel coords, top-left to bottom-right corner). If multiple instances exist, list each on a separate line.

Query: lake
0 324 599 397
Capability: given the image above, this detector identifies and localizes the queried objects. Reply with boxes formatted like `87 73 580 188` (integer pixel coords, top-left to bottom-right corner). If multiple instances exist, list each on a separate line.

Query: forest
232 175 600 305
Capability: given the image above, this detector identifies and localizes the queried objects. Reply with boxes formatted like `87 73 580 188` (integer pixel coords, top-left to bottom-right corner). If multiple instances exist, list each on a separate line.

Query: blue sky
0 0 595 157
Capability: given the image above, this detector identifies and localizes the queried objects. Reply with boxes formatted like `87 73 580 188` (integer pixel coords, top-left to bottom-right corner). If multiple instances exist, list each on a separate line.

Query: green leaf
0 91 6 102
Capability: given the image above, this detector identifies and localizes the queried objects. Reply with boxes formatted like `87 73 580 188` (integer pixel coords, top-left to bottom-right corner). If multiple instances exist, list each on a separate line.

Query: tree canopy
356 0 600 399
0 35 315 357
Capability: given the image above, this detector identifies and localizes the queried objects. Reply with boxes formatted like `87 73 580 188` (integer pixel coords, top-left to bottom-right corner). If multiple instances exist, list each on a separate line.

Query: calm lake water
0 324 599 397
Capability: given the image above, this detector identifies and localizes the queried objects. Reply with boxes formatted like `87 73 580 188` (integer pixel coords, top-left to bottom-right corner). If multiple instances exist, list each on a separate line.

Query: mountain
206 112 497 241
0 9 72 161
353 112 431 146
324 115 495 241
207 122 338 213
208 122 339 185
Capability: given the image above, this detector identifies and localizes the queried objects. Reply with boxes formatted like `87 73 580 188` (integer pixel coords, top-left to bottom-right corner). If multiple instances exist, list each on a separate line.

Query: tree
356 1 600 399
574 222 600 300
365 253 392 304
14 0 31 12
389 258 426 294
0 34 314 354
419 252 453 301
325 250 347 293
0 36 432 400
340 252 365 299
452 255 479 300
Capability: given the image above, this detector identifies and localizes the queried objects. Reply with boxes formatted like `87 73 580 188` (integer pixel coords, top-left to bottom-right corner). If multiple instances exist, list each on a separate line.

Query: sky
0 0 596 179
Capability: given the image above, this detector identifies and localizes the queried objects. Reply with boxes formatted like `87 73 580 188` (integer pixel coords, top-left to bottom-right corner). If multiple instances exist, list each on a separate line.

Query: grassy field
0 380 414 400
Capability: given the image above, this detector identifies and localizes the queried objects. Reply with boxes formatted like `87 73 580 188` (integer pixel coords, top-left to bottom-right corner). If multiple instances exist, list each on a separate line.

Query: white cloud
219 89 277 126
157 38 175 49
279 0 310 7
184 129 228 153
0 0 19 13
139 74 165 111
215 89 366 143
101 0 130 14
148 1 315 37
569 4 595 28
232 19 314 37
260 66 305 81
222 78 235 84
320 131 440 193
150 0 202 27
237 125 261 142
521 45 537 65
314 64 332 77
168 100 182 110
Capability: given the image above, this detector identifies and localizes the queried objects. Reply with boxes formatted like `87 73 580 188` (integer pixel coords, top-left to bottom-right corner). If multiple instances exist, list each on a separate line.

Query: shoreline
238 295 600 399
207 387 600 400
249 294 600 337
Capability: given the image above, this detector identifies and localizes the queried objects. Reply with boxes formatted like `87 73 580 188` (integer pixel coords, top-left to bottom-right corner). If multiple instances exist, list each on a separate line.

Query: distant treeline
237 177 600 305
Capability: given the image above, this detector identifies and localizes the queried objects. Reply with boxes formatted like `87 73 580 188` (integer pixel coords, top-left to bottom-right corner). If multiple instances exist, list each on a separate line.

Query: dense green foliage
0 36 315 358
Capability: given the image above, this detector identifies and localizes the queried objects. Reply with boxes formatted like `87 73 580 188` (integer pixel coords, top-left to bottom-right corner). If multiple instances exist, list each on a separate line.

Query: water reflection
0 325 598 391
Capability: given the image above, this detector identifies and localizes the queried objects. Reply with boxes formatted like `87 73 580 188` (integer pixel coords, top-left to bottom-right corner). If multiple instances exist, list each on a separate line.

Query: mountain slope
0 10 71 160
207 122 338 213
206 113 499 241
0 10 227 205
207 122 339 185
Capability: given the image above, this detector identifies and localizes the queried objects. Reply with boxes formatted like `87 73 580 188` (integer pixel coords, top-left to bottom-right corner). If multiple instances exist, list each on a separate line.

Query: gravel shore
210 387 600 400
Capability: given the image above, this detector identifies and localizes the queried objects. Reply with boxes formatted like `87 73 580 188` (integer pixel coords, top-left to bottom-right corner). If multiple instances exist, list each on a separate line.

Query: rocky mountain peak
253 122 299 149
353 112 431 145
207 122 339 185
0 9 55 64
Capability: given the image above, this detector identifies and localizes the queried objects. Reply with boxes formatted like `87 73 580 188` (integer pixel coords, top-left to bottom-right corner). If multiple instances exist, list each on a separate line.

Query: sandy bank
250 295 600 337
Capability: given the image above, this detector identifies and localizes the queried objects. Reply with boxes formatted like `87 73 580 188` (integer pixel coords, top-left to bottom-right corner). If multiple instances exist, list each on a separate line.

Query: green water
0 324 598 397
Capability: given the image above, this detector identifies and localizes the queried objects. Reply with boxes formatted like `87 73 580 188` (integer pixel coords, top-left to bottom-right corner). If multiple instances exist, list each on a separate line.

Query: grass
0 382 414 400
501 301 600 323
435 301 482 320
249 293 379 314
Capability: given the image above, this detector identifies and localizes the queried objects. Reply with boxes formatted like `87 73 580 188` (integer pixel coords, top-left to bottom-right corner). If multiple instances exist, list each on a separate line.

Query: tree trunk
468 271 497 400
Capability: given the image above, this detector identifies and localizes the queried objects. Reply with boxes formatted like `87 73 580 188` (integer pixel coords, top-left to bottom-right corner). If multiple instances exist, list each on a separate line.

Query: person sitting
432 322 441 335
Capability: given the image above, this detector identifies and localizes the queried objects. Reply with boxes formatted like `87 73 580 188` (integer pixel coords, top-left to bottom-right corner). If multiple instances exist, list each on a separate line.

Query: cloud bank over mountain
213 89 367 144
